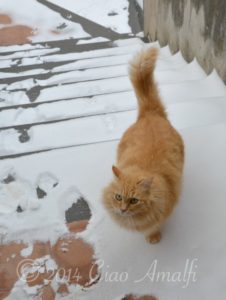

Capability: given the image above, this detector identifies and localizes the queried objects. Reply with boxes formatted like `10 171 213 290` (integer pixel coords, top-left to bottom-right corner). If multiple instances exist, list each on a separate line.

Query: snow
20 243 33 257
0 58 205 94
0 47 60 60
77 37 109 44
136 0 143 9
0 68 48 80
1 121 226 299
2 65 129 92
167 97 226 129
0 164 81 244
0 91 136 128
0 42 144 69
0 0 90 42
1 70 224 109
1 3 226 299
0 43 46 53
48 0 131 34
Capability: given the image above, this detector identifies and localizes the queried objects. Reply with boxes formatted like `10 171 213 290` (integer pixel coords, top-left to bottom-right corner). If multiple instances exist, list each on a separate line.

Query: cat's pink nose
120 208 127 213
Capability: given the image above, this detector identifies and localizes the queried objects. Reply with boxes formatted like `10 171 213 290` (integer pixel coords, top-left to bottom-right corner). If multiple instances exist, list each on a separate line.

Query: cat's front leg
146 230 161 244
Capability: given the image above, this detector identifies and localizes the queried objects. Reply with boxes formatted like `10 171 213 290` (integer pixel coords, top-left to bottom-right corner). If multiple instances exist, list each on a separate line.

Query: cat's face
103 166 153 218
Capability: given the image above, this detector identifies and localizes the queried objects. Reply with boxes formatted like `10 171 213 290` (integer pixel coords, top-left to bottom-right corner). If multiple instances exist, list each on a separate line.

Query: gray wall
144 0 226 83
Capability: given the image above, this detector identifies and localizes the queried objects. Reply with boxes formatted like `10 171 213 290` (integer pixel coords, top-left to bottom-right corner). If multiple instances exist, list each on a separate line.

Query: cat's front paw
146 231 161 244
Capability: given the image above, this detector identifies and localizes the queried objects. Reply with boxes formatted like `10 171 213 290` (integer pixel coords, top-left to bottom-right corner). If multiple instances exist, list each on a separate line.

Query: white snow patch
136 0 143 9
20 243 33 257
0 176 40 214
49 0 131 33
0 43 46 53
77 37 110 44
0 47 60 60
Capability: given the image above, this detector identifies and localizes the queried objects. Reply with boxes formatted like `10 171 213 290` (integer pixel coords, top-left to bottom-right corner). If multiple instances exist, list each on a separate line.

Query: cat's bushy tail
129 47 167 119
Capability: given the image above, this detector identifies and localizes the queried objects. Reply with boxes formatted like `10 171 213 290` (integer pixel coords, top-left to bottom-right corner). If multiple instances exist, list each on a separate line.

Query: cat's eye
130 198 139 204
115 194 122 201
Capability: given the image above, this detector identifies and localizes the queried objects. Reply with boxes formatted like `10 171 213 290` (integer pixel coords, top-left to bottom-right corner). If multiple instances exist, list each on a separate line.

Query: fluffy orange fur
103 48 184 244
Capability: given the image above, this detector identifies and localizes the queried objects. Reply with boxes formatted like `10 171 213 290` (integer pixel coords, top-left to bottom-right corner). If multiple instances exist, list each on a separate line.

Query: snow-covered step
161 71 226 105
0 37 108 55
1 58 206 92
0 47 61 60
0 68 50 80
0 43 49 54
1 91 226 130
0 91 137 128
0 54 132 80
1 65 129 91
1 64 130 91
0 37 142 53
0 76 132 107
1 120 226 299
1 95 226 158
0 43 144 69
155 59 206 84
1 70 225 109
0 110 135 157
0 48 186 83
0 38 143 60
167 97 226 129
0 40 172 71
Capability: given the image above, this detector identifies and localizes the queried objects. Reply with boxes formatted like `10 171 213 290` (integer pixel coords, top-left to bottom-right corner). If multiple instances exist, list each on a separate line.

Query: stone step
0 47 190 107
0 38 144 69
0 91 136 128
0 57 205 90
0 47 61 60
0 44 179 82
1 69 225 109
1 91 226 130
0 37 113 55
0 37 144 59
0 61 208 128
1 95 226 158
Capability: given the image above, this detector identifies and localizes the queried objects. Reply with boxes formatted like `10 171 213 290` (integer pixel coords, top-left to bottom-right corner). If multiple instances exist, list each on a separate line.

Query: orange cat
103 48 184 244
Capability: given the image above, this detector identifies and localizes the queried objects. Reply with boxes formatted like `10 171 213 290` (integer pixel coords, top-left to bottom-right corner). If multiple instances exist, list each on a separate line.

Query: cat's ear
112 165 121 178
137 178 153 191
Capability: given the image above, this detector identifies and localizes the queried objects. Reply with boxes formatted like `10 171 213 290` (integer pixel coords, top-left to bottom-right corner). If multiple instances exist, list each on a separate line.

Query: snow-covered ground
48 0 131 33
0 0 134 43
0 0 90 42
0 1 226 300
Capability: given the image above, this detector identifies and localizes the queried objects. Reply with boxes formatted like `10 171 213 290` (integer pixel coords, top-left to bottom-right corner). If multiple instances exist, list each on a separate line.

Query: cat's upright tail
129 47 167 119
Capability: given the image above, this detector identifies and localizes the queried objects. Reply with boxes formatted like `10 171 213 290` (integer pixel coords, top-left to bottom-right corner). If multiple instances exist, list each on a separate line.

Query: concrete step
0 60 211 129
1 92 226 130
0 38 144 69
0 58 205 91
0 45 183 82
1 69 225 109
0 37 225 160
1 97 226 159
0 37 116 55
